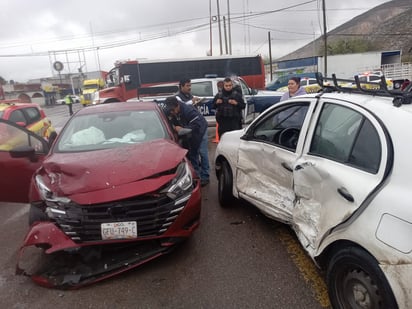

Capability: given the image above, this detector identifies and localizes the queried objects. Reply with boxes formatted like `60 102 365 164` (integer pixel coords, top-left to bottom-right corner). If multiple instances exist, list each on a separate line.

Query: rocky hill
278 0 412 61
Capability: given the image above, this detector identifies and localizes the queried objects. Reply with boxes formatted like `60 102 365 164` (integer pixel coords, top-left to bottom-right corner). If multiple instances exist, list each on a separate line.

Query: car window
56 110 168 152
0 121 45 152
24 107 41 124
310 103 381 173
8 109 27 125
250 103 309 151
369 75 380 82
237 79 249 95
191 81 213 97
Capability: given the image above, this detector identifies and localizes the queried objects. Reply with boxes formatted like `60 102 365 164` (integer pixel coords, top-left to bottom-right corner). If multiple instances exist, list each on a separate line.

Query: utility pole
227 0 232 55
322 0 327 77
209 0 213 56
223 16 228 54
268 32 273 82
217 0 223 55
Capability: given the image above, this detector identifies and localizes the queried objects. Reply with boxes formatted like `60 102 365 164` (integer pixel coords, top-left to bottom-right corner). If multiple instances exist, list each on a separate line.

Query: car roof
294 91 412 122
0 102 41 112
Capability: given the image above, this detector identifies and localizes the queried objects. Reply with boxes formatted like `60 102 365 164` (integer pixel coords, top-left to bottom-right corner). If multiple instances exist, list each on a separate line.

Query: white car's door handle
337 187 354 203
281 162 293 172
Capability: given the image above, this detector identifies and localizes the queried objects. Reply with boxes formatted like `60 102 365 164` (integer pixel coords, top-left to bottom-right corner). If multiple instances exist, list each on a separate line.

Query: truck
80 78 105 107
271 50 411 90
93 55 266 106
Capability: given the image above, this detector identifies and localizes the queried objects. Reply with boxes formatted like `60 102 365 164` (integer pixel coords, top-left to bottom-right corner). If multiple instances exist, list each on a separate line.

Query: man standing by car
175 78 209 186
175 78 201 106
65 95 74 116
212 77 245 139
164 96 209 186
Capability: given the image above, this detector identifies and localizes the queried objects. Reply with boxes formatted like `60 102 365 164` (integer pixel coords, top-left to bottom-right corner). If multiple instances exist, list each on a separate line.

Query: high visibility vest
65 96 73 104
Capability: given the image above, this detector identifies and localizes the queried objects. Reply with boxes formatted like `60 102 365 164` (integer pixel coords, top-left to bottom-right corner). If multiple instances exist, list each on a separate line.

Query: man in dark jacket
175 78 201 105
212 77 245 138
164 96 209 186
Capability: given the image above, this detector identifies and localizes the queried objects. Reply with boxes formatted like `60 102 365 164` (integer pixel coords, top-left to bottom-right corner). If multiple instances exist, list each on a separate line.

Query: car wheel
327 246 397 309
218 161 234 207
29 205 48 226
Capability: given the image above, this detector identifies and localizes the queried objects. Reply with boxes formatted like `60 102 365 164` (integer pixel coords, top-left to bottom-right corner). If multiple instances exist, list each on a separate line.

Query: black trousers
68 103 73 116
217 117 242 139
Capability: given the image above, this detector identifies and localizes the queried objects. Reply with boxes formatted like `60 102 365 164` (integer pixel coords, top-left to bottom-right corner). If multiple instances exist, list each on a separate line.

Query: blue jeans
198 130 210 181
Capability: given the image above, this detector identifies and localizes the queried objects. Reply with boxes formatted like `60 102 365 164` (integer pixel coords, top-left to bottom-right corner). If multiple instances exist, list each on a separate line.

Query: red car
0 101 201 289
0 101 56 140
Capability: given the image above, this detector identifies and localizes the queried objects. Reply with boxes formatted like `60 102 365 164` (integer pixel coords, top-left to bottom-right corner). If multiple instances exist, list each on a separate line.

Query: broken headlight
35 175 70 217
161 161 193 200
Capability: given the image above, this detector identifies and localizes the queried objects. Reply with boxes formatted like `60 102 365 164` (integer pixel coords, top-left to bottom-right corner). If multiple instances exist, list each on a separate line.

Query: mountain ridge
278 0 412 61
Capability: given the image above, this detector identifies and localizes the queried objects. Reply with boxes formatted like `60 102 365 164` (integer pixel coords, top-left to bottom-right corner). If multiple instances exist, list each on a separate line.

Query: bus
93 55 266 104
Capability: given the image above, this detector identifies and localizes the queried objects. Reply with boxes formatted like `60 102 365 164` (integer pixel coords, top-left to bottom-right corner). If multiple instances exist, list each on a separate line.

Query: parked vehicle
0 101 201 289
277 77 322 93
0 101 55 142
215 74 412 308
132 76 283 126
93 55 266 105
57 95 80 105
266 72 317 91
80 78 105 107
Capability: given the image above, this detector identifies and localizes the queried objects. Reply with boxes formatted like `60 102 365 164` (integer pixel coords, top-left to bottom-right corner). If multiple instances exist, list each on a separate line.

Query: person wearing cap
164 96 210 187
280 77 307 101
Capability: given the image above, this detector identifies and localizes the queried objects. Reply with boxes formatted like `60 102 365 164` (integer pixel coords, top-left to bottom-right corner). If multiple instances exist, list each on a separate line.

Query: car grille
84 93 92 100
54 193 187 243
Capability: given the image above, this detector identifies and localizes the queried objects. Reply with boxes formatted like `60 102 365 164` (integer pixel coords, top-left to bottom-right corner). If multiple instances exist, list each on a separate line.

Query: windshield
56 110 168 152
83 84 99 90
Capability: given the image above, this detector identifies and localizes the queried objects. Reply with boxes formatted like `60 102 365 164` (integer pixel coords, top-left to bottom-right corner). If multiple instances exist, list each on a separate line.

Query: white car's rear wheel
327 247 397 309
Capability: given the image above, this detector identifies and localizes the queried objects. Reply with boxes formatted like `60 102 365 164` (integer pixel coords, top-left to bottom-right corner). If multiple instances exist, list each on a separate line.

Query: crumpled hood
40 139 187 203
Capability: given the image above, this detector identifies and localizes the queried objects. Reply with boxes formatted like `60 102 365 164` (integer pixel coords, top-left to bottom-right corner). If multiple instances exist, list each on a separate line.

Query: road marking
275 227 331 308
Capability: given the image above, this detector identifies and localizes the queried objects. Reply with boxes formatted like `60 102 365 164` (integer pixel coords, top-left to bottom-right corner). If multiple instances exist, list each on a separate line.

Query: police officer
212 77 245 139
65 94 74 116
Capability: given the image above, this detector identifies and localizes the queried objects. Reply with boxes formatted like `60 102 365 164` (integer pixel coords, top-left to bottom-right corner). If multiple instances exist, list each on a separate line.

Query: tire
218 161 234 207
29 205 48 226
327 246 397 309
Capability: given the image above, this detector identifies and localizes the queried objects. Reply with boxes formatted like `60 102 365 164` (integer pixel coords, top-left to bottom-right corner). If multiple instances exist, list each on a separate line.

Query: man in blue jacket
164 96 209 186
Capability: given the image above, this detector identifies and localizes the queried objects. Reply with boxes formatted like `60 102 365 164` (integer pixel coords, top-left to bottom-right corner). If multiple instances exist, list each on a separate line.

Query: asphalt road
0 103 331 309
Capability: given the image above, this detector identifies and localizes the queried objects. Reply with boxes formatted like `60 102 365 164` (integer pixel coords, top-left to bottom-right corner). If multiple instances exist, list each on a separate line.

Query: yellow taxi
277 77 323 93
0 102 55 139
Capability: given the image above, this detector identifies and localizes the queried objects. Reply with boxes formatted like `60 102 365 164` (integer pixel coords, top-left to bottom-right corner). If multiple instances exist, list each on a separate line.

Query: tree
0 76 6 85
326 39 374 55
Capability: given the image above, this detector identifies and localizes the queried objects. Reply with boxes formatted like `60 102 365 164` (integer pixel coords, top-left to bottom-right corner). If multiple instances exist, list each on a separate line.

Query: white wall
318 52 385 79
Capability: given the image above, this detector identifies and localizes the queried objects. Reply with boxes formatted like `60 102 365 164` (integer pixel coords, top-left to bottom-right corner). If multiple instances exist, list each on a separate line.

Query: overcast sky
0 0 391 82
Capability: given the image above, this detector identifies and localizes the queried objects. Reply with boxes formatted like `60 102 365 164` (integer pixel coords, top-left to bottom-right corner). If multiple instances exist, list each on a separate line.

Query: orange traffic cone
213 123 219 143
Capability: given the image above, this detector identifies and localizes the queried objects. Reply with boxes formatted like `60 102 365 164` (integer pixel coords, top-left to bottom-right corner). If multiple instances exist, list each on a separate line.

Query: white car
214 80 412 308
57 95 80 105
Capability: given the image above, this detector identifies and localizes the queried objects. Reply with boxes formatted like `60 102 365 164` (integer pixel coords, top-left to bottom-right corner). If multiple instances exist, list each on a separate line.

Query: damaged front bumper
16 221 197 289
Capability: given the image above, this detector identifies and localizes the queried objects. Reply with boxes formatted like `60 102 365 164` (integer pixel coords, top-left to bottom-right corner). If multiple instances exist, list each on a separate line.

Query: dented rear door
292 99 389 254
